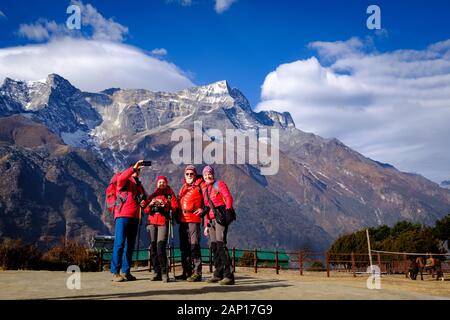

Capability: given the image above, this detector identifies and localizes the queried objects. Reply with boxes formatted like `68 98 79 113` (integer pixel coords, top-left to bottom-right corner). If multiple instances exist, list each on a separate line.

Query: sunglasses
185 172 195 176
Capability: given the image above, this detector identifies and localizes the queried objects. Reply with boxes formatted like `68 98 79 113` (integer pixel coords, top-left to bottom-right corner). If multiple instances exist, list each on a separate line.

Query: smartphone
142 160 152 166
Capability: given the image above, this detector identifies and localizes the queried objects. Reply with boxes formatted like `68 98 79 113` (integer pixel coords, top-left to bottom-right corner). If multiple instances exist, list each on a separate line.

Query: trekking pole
167 219 172 275
168 205 176 278
170 219 175 278
166 194 176 279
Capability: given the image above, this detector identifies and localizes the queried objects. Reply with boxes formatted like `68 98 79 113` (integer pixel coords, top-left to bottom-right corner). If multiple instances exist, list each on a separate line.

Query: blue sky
2 0 450 104
1 0 450 183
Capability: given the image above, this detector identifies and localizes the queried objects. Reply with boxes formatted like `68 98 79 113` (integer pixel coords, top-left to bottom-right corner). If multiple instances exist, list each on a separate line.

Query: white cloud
18 19 69 41
180 0 193 6
76 1 128 41
0 38 193 93
3 2 192 93
308 37 369 62
0 10 7 20
166 0 235 14
256 38 450 183
215 0 236 13
166 0 193 6
151 48 168 56
18 1 128 42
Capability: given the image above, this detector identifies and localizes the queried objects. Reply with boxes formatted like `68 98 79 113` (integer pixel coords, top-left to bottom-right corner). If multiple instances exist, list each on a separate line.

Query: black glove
226 207 236 222
173 208 181 224
201 206 210 218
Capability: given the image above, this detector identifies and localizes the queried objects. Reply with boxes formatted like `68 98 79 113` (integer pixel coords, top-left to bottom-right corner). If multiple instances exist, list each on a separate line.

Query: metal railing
97 247 450 278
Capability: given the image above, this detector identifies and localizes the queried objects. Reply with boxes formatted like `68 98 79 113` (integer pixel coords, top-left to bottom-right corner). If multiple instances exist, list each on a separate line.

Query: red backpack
105 172 129 215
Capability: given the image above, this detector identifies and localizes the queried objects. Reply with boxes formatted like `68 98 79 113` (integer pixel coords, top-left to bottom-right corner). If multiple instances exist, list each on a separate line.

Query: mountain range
1 74 449 251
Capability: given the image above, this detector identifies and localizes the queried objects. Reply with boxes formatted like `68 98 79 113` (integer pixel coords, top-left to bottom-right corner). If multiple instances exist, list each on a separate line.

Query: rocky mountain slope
1 74 449 251
0 115 112 248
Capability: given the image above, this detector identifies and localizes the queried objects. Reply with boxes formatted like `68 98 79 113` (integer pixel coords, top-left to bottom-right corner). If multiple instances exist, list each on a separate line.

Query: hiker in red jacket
110 160 147 282
202 165 235 285
176 165 206 282
144 175 178 282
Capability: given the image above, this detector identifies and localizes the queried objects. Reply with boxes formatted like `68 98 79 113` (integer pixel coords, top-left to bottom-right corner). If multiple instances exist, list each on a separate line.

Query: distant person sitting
434 255 445 281
408 256 419 280
425 253 435 276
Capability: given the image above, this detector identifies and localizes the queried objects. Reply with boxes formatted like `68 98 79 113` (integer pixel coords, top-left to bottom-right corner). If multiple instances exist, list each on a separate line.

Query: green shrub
237 251 255 267
41 240 99 271
307 261 325 271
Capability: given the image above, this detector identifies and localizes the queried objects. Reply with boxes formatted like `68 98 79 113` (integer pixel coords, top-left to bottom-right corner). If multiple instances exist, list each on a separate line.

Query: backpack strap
213 181 219 193
196 184 204 207
212 180 226 205
205 184 219 220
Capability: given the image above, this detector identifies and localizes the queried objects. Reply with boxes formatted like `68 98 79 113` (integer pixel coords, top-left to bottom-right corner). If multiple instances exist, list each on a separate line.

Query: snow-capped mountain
1 74 450 250
441 180 450 189
1 75 293 151
1 74 295 168
0 74 101 146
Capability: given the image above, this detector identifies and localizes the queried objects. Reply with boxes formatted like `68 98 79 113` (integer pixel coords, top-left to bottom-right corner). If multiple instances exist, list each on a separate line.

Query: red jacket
114 167 146 220
178 176 206 223
203 180 233 226
144 186 178 226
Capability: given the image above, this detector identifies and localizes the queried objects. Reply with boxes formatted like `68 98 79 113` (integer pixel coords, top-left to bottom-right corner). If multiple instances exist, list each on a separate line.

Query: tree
328 220 444 256
390 221 421 238
433 214 450 246
371 225 390 242
384 227 441 254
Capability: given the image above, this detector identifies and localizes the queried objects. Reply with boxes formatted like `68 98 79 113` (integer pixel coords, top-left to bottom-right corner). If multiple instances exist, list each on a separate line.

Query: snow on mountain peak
27 79 47 86
201 80 230 93
185 80 230 95
45 73 78 93
177 80 235 107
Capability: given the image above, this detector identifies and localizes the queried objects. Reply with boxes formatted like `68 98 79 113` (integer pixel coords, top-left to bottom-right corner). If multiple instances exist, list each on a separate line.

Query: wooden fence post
275 250 279 275
351 252 356 277
377 253 382 274
326 252 330 278
99 249 104 272
254 248 258 273
403 254 408 278
299 251 303 276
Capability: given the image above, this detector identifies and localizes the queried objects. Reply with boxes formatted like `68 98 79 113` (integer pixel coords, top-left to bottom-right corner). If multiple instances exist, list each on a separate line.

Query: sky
0 0 450 183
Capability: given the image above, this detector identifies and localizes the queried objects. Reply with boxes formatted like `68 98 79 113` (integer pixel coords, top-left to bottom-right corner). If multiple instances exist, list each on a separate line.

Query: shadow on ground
49 277 292 300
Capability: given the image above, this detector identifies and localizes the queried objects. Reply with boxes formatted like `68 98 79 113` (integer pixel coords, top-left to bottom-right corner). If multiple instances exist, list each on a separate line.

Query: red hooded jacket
144 180 179 226
202 180 233 227
178 176 206 223
114 167 146 220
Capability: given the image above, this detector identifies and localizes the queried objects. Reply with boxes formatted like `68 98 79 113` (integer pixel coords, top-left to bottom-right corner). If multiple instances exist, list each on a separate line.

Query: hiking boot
187 274 202 282
121 273 137 281
219 277 235 285
206 276 223 283
150 272 162 281
112 274 124 282
162 274 170 283
175 274 188 281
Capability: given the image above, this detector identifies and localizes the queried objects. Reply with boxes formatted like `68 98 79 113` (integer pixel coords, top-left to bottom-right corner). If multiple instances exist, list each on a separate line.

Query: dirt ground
0 267 449 300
